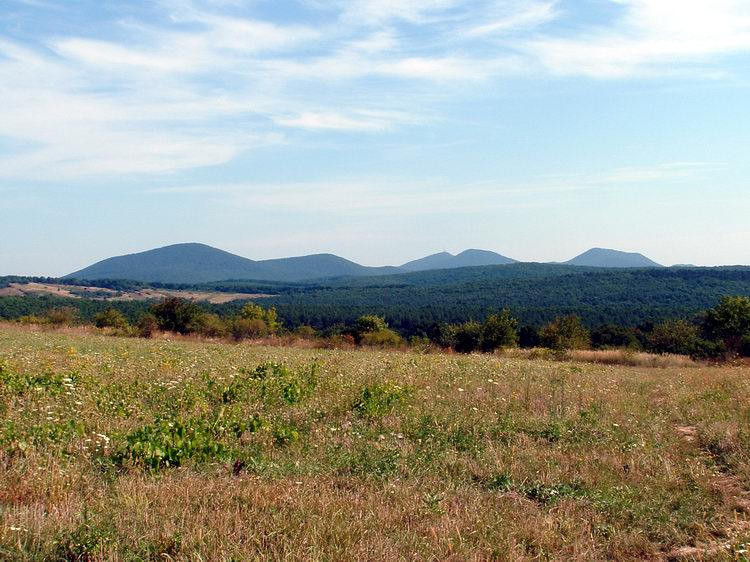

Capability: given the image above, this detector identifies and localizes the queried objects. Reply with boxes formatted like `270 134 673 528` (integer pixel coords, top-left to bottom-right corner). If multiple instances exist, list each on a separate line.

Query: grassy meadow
1 324 750 561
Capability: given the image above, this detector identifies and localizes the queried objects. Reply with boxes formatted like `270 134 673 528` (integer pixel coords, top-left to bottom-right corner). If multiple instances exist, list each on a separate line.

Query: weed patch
353 382 408 419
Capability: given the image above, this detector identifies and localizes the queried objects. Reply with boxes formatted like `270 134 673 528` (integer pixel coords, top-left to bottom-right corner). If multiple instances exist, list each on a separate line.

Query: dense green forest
2 266 750 337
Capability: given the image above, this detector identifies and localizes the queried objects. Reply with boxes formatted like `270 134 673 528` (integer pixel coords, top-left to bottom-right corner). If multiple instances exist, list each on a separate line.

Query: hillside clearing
0 282 269 304
1 325 750 560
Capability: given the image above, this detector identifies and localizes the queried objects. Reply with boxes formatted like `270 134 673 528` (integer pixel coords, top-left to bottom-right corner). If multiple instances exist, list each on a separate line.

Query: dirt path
667 425 750 560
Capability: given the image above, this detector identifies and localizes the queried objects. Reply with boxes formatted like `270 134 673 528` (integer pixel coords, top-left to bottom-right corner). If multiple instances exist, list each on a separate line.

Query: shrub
453 321 483 353
591 324 640 350
231 317 268 341
295 325 318 339
360 328 402 347
702 296 750 355
188 313 228 338
46 307 77 326
353 382 407 419
137 313 159 338
518 325 540 348
150 298 202 334
239 303 280 334
481 309 518 352
94 308 129 330
539 315 590 351
646 320 702 357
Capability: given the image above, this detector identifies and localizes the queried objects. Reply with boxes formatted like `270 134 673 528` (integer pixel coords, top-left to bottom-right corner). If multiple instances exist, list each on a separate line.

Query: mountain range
64 243 667 284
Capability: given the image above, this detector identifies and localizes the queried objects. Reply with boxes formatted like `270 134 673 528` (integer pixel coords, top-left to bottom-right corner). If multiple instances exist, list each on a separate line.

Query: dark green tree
539 315 590 351
481 309 518 352
702 296 750 356
150 297 202 334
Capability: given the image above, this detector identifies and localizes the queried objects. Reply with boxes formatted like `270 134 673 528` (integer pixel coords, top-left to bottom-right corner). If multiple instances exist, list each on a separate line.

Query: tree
94 307 129 330
646 319 702 356
188 313 228 338
702 296 750 356
138 313 159 338
353 315 389 341
591 324 640 350
150 298 202 334
352 315 401 347
46 307 77 326
453 321 483 353
481 310 518 352
539 315 590 351
239 303 281 334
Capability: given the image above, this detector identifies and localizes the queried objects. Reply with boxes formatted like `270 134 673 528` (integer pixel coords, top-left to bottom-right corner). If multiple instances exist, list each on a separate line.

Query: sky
1 0 749 276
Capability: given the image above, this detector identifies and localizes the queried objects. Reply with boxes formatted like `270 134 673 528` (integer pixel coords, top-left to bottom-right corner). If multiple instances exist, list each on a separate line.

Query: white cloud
1 0 749 181
148 162 714 216
524 0 750 78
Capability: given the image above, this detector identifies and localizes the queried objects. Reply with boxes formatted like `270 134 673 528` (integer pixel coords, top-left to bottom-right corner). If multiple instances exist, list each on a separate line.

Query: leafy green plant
353 382 408 419
114 414 263 470
0 364 68 395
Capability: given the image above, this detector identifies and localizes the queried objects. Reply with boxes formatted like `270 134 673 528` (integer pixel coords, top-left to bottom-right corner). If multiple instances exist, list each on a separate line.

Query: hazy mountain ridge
65 243 400 284
401 249 517 272
564 248 664 268
66 243 671 284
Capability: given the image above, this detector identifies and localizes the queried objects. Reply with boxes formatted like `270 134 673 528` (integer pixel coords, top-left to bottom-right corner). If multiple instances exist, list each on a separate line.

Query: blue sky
1 0 749 275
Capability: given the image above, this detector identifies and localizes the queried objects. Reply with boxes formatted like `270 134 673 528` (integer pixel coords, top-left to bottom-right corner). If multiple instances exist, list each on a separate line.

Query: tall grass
0 325 748 560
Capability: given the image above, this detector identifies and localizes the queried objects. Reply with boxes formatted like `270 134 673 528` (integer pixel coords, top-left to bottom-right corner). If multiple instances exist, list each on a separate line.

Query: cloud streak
1 1 749 180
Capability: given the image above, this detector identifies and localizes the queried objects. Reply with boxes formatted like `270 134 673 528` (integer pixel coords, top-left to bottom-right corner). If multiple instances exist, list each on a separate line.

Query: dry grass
1 325 749 561
503 347 700 368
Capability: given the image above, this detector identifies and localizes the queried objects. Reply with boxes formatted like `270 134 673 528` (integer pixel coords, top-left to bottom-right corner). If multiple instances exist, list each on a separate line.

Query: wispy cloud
147 161 716 217
1 1 749 180
524 0 750 78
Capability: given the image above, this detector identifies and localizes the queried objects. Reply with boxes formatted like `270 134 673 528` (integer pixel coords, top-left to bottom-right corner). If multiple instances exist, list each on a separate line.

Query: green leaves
353 382 408 419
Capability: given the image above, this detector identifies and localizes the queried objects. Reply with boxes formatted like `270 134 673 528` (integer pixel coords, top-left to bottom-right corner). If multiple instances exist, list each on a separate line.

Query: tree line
6 295 750 360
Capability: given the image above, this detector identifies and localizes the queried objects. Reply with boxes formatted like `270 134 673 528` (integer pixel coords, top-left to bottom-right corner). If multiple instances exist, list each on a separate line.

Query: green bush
481 309 518 352
646 319 702 356
453 321 483 353
150 298 202 335
353 382 407 419
702 296 750 355
188 313 228 338
539 315 590 351
94 307 129 330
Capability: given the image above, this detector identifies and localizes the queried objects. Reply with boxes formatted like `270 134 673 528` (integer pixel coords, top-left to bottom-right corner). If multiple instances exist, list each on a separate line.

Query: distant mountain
65 243 400 284
564 248 663 268
401 249 517 272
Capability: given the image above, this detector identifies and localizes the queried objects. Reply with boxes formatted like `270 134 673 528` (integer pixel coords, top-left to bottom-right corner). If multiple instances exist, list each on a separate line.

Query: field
2 325 750 560
0 283 268 304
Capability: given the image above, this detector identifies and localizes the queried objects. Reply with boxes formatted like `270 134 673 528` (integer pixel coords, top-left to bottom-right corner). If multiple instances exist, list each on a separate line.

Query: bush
360 328 403 347
150 298 202 334
591 324 640 350
188 313 228 338
539 315 590 351
138 313 159 338
239 303 280 334
94 308 129 330
518 325 540 348
702 296 750 355
46 307 77 326
481 310 518 352
295 325 318 339
646 320 702 357
231 317 268 341
353 382 408 419
352 315 389 343
453 321 483 353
